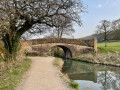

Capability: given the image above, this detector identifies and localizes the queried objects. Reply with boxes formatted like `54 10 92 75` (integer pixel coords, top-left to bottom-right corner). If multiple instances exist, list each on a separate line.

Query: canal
62 59 120 90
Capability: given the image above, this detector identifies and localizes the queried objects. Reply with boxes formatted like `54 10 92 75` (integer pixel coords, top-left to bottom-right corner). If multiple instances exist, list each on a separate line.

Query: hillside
82 29 120 42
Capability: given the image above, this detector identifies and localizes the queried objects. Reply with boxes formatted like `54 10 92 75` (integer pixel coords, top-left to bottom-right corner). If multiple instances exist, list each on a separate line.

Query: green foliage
53 57 62 66
50 47 64 57
0 58 32 90
97 41 120 53
2 34 21 62
110 29 120 40
69 82 80 90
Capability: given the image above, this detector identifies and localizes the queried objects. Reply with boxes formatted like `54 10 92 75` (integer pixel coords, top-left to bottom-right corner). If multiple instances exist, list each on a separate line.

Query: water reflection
62 59 120 90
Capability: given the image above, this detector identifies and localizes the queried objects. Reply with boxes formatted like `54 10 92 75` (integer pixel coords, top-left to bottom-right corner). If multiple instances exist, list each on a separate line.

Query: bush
69 82 80 90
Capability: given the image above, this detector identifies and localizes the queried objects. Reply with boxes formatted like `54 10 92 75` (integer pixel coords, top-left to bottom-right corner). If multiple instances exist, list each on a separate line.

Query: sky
73 0 120 38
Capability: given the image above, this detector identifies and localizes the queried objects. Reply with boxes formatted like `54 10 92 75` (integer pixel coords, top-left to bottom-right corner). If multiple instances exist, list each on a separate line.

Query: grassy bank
73 41 120 67
54 57 80 90
0 58 32 90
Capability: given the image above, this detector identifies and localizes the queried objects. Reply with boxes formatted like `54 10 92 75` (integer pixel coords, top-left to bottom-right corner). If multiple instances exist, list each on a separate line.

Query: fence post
94 37 97 52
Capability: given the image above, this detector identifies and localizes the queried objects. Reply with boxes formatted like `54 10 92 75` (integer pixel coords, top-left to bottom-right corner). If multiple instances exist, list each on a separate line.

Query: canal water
62 59 120 90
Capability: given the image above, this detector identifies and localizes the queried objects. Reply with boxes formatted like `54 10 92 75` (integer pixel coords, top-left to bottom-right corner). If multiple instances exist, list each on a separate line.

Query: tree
111 19 120 40
96 20 111 47
48 15 75 38
111 18 120 31
48 24 75 38
0 0 85 61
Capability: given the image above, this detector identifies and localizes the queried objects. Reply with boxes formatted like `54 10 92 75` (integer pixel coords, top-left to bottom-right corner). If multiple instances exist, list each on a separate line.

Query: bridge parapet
31 38 94 47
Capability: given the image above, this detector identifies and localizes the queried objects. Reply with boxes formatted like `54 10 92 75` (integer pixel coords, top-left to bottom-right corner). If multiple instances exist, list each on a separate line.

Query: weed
69 82 80 90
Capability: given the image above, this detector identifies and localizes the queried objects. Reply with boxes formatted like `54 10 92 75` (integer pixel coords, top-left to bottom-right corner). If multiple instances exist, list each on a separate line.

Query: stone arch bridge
22 38 97 58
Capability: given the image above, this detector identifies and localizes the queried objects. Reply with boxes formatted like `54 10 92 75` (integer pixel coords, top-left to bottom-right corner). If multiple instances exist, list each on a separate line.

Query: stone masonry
21 38 97 58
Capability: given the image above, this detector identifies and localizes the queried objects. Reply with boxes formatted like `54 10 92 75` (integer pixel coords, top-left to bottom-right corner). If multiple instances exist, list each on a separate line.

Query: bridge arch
50 45 72 59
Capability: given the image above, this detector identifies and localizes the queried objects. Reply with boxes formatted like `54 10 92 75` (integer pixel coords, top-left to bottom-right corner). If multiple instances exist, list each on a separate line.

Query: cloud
97 4 102 8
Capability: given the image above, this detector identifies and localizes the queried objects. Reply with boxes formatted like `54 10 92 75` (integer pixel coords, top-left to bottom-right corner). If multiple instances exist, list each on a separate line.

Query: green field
97 41 120 53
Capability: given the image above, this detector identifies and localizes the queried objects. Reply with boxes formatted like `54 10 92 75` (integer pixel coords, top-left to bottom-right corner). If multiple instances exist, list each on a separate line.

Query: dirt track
17 57 70 90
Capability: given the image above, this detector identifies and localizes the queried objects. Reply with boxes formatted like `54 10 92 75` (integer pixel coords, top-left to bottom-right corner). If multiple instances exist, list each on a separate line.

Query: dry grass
73 53 120 67
0 58 32 90
73 41 120 67
0 41 30 72
53 57 64 71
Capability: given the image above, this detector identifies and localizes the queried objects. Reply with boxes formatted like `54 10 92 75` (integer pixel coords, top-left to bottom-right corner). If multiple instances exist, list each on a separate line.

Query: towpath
17 57 70 90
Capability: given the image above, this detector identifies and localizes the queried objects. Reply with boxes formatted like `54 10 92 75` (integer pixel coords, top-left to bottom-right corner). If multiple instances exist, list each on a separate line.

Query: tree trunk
104 30 107 47
105 40 107 47
2 20 32 62
2 33 21 62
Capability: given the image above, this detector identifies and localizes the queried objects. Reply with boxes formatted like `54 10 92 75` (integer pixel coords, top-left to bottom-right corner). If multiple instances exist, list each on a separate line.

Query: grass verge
0 58 32 90
53 57 63 69
54 57 80 90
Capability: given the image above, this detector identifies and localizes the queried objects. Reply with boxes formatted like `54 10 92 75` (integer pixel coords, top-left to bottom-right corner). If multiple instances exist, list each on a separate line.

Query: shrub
69 82 80 90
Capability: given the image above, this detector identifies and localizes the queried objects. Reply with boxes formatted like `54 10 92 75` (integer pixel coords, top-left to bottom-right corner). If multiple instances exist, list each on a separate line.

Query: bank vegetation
54 57 80 90
73 41 120 67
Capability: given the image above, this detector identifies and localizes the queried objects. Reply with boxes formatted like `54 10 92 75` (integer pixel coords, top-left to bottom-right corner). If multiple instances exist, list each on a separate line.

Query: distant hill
81 35 103 42
81 35 95 39
81 29 120 42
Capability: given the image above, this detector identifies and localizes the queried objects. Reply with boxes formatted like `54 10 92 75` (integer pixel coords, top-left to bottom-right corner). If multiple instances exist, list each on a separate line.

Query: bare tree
96 20 111 47
45 15 75 38
50 24 75 38
110 19 120 40
111 18 120 31
0 0 85 61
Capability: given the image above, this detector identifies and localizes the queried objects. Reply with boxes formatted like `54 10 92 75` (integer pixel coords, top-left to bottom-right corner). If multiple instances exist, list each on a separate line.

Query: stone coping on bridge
23 38 95 47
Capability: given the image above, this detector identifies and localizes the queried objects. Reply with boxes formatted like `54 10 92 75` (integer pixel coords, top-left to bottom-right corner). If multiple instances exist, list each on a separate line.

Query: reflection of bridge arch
23 38 97 58
62 60 73 72
62 60 97 83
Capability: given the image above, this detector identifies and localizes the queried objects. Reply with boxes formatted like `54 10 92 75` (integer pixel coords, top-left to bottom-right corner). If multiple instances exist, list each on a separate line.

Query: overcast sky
73 0 120 38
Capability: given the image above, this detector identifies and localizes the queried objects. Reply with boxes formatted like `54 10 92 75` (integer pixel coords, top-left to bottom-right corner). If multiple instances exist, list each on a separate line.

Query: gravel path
17 57 70 90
